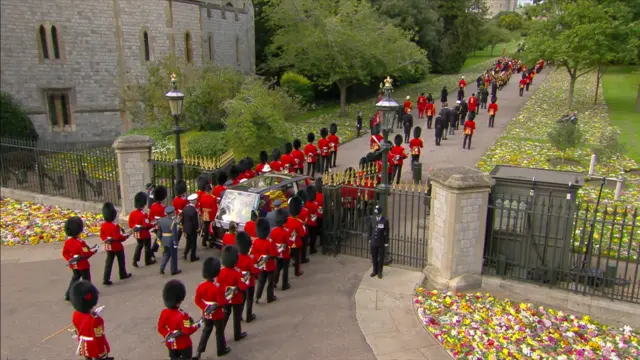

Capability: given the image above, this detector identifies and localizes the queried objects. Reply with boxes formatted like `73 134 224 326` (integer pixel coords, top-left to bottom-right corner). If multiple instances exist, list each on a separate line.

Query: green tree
223 77 301 159
480 23 513 56
0 92 38 141
280 71 314 104
547 122 583 161
265 0 428 116
527 0 639 109
497 12 523 31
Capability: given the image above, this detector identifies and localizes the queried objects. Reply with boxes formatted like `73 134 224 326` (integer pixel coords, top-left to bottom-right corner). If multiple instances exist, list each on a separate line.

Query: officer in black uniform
367 205 389 279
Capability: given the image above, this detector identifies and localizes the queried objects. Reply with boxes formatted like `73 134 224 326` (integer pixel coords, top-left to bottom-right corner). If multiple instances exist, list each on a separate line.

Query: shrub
0 92 38 141
185 131 228 158
592 126 626 161
280 71 314 104
547 122 583 159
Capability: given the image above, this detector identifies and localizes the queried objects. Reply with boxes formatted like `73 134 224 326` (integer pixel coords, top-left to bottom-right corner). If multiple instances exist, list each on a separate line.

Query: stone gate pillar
112 135 153 221
426 166 493 291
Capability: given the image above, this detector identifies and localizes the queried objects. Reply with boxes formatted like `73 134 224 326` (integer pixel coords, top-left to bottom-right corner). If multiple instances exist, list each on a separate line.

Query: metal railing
0 137 121 205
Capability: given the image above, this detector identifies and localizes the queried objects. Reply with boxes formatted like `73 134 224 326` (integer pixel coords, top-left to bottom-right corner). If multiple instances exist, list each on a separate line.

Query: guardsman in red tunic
172 180 189 215
199 184 217 248
519 77 527 97
425 100 436 129
255 151 268 175
230 166 241 186
317 127 331 174
525 72 533 91
194 257 231 359
468 93 478 116
222 221 238 247
370 124 383 152
63 216 98 301
313 178 325 249
149 186 168 257
291 139 305 175
128 192 155 268
403 96 413 114
280 142 295 173
409 127 424 165
244 157 256 179
158 280 202 359
235 160 249 184
304 185 320 254
250 218 279 304
235 232 259 322
217 246 248 341
271 209 293 290
417 92 427 119
390 135 408 185
295 191 312 263
303 132 318 177
488 99 499 128
269 148 283 172
100 202 132 286
284 197 306 277
327 123 340 168
243 211 258 238
70 281 112 359
212 173 227 199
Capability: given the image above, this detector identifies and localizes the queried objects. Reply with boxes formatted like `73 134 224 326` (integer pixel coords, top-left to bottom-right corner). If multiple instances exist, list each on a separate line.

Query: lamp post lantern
165 73 185 181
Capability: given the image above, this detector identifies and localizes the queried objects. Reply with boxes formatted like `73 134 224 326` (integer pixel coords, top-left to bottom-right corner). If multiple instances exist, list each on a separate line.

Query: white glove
385 244 389 247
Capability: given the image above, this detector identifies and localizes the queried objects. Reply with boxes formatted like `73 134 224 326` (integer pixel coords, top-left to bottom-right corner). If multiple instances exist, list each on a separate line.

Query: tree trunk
567 68 577 110
490 45 495 56
337 80 349 117
594 64 601 105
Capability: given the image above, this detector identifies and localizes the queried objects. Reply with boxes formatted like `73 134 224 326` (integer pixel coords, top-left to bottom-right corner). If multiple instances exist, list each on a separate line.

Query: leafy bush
547 122 584 158
0 92 38 141
185 131 228 158
280 71 314 104
592 126 626 161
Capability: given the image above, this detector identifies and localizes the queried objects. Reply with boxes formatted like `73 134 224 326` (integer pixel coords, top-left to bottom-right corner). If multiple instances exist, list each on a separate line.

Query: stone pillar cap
112 135 154 150
429 166 494 190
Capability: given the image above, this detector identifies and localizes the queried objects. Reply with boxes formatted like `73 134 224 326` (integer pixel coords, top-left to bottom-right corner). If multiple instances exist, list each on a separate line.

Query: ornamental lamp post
165 73 185 181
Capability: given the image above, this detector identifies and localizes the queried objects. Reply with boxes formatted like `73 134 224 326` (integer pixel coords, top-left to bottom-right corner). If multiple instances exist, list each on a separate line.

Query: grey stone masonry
112 135 153 221
426 166 494 292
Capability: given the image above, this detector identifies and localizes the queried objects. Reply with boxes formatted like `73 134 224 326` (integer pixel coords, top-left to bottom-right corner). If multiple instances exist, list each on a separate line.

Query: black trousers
370 245 385 275
160 246 179 274
321 156 330 173
308 226 318 252
275 258 290 288
519 87 524 96
242 287 255 319
330 151 337 167
133 238 153 265
296 167 303 174
256 271 275 301
290 248 302 276
427 116 433 129
435 128 442 145
201 221 211 247
197 319 226 355
526 83 530 91
168 346 192 359
301 235 310 261
103 250 127 282
223 303 243 339
306 162 315 177
489 115 495 128
442 127 448 140
404 129 410 143
392 164 402 184
66 268 91 299
411 155 420 164
463 134 473 149
183 232 198 260
481 101 487 109
449 124 455 135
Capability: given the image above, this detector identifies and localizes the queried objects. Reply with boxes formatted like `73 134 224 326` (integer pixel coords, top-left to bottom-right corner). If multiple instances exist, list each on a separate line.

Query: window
51 25 60 59
185 32 192 63
225 2 233 8
235 36 240 64
46 91 72 130
143 31 150 62
207 8 212 18
208 35 213 61
39 25 49 59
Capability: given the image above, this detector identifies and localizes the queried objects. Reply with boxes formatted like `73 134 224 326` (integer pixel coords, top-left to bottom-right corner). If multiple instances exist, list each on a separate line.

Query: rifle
67 245 99 266
161 316 203 343
41 306 105 343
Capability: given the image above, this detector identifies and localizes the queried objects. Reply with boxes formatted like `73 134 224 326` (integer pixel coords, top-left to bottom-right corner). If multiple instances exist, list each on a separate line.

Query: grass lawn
602 65 640 162
461 39 521 71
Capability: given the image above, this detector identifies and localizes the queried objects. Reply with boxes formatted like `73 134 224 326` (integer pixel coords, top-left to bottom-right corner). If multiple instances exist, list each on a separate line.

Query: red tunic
157 308 199 350
303 143 318 164
341 185 358 208
314 193 324 220
236 254 259 287
244 169 256 179
270 226 293 260
387 153 395 174
172 196 189 214
194 280 226 320
222 232 236 247
317 138 330 158
244 220 256 238
425 103 435 117
255 163 266 174
128 209 152 239
291 149 305 170
304 201 319 227
72 311 110 358
409 138 424 156
488 103 499 116
269 160 283 172
284 217 305 248
390 145 408 166
327 134 340 154
199 193 217 222
403 100 413 112
370 134 383 151
468 96 478 112
417 95 427 110
149 202 166 223
250 237 279 272
212 185 226 199
459 79 467 89
196 190 208 211
62 237 95 270
519 78 527 88
100 221 126 252
235 173 248 183
217 267 247 304
464 120 476 135
280 153 294 173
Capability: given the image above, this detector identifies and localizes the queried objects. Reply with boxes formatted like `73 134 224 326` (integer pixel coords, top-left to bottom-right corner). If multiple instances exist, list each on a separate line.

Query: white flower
521 345 532 356
623 325 633 335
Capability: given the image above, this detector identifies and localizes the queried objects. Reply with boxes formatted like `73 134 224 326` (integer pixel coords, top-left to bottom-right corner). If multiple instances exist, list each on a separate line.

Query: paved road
334 69 550 179
0 241 374 360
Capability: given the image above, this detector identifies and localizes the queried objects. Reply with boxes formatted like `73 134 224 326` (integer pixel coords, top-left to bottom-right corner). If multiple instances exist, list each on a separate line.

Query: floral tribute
414 288 639 360
1 198 102 246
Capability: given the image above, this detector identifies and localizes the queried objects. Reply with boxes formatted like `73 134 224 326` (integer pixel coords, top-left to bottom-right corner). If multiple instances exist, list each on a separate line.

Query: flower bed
415 288 639 359
0 198 102 246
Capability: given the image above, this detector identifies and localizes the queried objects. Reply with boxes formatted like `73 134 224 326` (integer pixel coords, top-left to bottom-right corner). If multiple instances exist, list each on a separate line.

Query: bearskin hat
221 245 239 268
246 157 254 170
414 126 422 139
372 124 380 135
320 127 329 138
259 150 269 164
153 185 168 202
162 279 186 309
237 159 247 173
307 132 315 143
197 175 209 192
202 257 221 281
102 202 117 222
256 218 270 239
295 189 308 203
293 139 302 150
174 180 187 196
69 280 98 314
315 177 323 194
275 208 288 227
330 123 337 135
235 231 252 255
134 191 147 209
217 172 228 186
65 216 84 237
306 185 316 201
366 152 377 163
284 142 293 154
272 148 281 161
394 134 403 146
288 196 304 217
359 157 368 168
229 165 240 180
